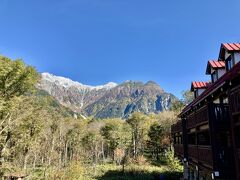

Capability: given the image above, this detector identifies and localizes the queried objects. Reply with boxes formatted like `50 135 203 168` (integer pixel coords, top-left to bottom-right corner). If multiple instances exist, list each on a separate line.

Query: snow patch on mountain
41 72 117 90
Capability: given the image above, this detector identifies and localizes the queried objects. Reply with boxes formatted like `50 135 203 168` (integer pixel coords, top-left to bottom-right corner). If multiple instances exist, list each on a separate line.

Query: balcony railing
198 146 213 166
195 106 208 125
229 88 240 114
173 144 184 157
186 114 195 129
186 104 229 129
188 145 198 160
188 145 213 167
186 106 209 129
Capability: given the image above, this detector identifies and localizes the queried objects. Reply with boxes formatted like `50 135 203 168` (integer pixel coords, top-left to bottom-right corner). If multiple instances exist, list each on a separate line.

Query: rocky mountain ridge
37 73 177 118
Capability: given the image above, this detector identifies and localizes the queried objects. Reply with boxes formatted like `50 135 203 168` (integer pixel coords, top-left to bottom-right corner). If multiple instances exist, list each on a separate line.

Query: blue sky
0 0 240 98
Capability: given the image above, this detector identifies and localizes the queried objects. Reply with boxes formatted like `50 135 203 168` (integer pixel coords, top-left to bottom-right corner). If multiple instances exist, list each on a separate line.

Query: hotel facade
171 43 240 179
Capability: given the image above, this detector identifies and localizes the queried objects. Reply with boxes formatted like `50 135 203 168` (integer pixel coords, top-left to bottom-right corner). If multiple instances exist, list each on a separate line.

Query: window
234 52 240 64
194 90 198 98
223 97 228 104
174 134 183 144
214 103 229 121
188 133 196 145
174 135 177 144
197 130 210 145
213 98 220 104
226 55 234 71
178 135 182 144
211 71 218 82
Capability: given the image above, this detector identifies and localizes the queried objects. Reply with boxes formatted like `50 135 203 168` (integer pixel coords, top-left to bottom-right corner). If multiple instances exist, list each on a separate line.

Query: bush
135 155 149 166
64 161 86 179
164 150 182 171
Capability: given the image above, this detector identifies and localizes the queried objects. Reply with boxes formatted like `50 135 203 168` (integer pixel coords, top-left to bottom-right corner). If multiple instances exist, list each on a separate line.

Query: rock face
37 73 177 119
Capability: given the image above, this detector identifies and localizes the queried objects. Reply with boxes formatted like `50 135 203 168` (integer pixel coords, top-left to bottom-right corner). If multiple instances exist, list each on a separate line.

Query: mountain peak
41 72 117 90
145 81 158 86
41 72 85 88
93 82 118 90
122 80 144 86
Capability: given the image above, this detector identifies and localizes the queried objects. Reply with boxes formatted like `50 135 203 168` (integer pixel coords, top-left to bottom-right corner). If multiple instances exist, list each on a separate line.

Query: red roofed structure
171 43 240 180
191 81 211 98
191 81 210 89
222 43 240 51
208 60 225 68
206 60 226 83
219 43 240 61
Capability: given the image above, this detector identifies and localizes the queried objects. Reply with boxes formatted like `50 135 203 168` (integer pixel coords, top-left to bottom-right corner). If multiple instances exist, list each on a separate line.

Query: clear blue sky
0 0 240 98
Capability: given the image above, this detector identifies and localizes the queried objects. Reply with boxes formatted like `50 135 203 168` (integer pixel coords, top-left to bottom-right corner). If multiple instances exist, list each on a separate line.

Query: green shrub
164 150 183 171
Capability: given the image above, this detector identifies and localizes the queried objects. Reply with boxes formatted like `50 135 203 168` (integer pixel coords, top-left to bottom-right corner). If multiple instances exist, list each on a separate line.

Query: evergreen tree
147 122 164 160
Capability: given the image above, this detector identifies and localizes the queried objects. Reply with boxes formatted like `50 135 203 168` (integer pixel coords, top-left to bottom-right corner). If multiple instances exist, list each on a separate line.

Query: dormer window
206 60 225 83
191 82 210 99
218 43 240 71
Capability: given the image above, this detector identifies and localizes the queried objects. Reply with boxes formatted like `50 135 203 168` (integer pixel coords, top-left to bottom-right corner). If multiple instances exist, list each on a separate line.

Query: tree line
0 56 188 178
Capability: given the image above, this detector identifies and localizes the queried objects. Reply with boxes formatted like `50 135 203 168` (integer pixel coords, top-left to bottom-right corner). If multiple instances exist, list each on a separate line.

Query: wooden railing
186 104 229 129
229 87 240 114
188 145 213 166
188 145 198 160
195 106 208 125
187 106 209 129
186 114 195 129
173 144 184 157
198 146 213 166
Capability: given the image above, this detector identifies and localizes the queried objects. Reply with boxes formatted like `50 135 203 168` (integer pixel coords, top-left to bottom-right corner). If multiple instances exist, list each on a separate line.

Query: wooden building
171 43 240 180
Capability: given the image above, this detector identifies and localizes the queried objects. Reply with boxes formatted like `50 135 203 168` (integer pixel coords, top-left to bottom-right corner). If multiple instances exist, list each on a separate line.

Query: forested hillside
0 56 185 179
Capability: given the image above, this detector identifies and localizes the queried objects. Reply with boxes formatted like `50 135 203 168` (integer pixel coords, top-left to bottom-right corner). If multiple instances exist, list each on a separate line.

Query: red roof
222 43 240 51
209 60 225 68
206 60 225 74
191 81 210 91
219 43 240 60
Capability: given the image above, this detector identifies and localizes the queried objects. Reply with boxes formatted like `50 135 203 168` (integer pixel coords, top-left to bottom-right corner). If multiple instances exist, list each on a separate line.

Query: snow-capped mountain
41 72 117 90
37 73 177 118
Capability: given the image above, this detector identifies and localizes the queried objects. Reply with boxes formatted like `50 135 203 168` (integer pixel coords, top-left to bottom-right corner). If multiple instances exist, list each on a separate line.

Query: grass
95 164 182 180
28 163 182 180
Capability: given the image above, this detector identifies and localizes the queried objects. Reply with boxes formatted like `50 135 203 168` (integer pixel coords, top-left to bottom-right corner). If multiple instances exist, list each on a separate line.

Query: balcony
198 146 213 166
229 88 240 114
186 114 195 129
188 145 198 160
195 106 208 125
188 145 213 167
173 144 184 157
186 106 209 129
186 104 229 129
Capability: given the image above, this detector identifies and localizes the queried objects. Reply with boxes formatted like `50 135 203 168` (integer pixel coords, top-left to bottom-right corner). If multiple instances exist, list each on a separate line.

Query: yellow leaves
0 56 39 100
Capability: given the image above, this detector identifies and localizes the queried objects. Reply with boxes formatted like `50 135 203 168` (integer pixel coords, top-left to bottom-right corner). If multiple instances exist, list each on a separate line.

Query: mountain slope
33 89 82 118
38 73 117 112
37 73 177 119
